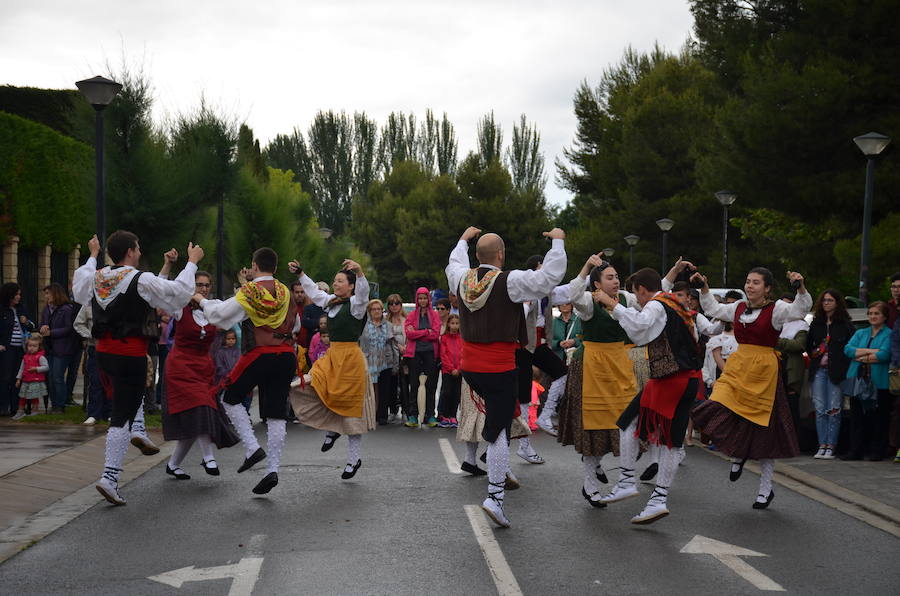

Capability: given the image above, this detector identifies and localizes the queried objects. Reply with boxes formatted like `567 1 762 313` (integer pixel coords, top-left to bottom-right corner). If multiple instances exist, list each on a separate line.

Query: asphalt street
1 423 897 595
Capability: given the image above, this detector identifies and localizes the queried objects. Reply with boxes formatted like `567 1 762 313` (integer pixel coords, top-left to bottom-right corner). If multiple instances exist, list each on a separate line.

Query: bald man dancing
446 226 567 527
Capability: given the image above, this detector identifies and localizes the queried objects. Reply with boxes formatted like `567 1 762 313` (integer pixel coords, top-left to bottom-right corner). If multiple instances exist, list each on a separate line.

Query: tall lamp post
853 132 891 305
602 247 615 260
75 76 122 257
655 218 674 272
715 190 737 287
624 235 639 275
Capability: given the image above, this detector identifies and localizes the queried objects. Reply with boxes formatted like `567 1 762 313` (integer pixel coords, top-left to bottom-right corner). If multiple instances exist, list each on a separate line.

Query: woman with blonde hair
385 293 408 422
360 299 395 425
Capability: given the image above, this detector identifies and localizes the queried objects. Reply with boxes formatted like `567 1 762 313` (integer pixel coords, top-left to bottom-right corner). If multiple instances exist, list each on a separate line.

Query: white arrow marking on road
681 535 785 592
439 438 463 474
148 557 263 596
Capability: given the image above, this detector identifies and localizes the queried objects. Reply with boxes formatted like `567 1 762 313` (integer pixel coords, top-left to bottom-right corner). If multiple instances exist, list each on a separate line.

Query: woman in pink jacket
403 287 441 427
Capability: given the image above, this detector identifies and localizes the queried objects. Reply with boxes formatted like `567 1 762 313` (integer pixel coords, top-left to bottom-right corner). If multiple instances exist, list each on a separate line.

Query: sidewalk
0 421 170 563
696 444 900 537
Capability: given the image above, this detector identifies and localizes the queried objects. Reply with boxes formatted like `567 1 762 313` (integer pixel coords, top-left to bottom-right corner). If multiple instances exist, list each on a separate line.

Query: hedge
0 111 93 249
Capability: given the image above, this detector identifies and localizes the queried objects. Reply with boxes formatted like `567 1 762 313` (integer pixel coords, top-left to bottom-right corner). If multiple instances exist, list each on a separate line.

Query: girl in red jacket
438 314 463 428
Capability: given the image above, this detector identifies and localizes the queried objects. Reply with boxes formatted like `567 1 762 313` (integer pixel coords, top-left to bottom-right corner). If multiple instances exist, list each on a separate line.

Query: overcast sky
1 0 695 206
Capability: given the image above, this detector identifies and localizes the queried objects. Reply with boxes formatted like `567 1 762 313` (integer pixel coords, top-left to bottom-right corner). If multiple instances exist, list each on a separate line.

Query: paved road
1 424 897 595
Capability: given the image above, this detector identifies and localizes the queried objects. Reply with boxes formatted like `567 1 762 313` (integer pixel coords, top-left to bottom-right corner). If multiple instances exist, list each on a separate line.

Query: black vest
91 272 157 340
459 269 528 346
646 302 702 378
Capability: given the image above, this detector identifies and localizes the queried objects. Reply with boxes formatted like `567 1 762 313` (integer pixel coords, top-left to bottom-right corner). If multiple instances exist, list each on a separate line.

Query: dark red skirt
691 377 799 460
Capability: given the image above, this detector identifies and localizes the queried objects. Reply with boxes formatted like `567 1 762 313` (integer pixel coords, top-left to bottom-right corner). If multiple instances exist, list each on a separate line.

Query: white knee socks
225 402 260 458
197 434 216 467
465 441 479 465
168 438 195 470
617 420 639 486
583 455 599 495
757 459 774 502
487 429 509 506
654 446 680 504
265 419 287 474
131 404 146 436
347 434 362 466
101 426 130 486
544 375 566 415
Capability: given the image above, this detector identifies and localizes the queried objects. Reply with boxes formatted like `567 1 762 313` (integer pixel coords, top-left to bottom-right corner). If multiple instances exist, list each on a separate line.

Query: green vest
328 301 366 342
573 295 630 360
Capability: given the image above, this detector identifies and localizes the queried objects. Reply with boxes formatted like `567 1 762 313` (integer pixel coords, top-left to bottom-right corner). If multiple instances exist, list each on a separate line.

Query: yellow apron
310 341 368 417
582 341 637 430
710 343 778 426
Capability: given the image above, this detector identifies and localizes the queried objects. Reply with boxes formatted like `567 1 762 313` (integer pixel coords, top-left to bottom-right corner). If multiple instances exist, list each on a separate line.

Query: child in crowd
437 313 462 428
309 315 330 363
529 367 545 431
13 335 49 419
214 329 241 385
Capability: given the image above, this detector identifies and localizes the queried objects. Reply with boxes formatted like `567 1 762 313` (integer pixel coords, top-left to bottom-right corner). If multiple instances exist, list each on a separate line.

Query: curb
697 446 900 539
0 434 172 565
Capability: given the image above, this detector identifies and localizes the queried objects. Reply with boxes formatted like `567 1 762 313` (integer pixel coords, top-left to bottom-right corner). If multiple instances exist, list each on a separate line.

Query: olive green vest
328 301 366 342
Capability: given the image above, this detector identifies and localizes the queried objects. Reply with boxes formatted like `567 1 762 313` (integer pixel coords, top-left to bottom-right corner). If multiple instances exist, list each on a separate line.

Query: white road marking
439 438 463 474
464 505 523 596
148 557 264 596
681 535 785 592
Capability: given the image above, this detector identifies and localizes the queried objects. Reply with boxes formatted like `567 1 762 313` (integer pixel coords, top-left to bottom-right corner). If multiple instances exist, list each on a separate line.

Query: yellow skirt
582 341 637 430
310 341 367 418
710 343 778 426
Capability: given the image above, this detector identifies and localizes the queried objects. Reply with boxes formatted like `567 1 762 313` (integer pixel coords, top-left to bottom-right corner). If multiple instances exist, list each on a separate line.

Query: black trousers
97 352 147 428
223 352 295 420
374 367 393 423
438 373 462 418
0 345 23 414
617 377 699 449
408 350 439 418
848 389 893 458
516 346 567 404
463 369 518 443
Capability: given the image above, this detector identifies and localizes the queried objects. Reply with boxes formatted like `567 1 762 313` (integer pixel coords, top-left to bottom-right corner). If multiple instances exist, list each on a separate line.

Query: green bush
0 111 93 249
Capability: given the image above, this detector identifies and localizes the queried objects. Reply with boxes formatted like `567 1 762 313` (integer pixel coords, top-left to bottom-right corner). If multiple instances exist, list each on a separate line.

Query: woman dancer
691 267 811 509
162 269 238 479
558 254 638 507
288 259 375 479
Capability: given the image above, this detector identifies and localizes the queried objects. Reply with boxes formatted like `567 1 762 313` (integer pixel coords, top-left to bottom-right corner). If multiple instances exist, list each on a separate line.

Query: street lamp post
75 76 122 257
655 218 674 273
715 190 737 287
602 247 615 259
853 132 891 305
624 235 639 275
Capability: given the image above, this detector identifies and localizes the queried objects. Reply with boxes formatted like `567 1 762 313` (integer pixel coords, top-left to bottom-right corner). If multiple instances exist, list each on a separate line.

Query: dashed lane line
464 505 523 596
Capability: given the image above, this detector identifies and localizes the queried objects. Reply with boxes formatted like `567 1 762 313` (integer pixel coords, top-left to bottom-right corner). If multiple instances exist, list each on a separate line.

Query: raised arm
506 229 567 303
72 235 101 306
446 227 481 297
137 242 203 313
198 297 247 329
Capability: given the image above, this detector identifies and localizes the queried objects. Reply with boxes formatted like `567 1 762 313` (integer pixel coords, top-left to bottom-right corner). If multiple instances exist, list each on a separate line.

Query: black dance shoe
237 448 266 473
480 451 487 464
165 465 190 480
582 487 607 509
639 463 658 482
321 432 341 452
341 459 362 479
252 472 279 494
752 490 774 509
461 461 487 476
730 458 748 482
201 460 221 476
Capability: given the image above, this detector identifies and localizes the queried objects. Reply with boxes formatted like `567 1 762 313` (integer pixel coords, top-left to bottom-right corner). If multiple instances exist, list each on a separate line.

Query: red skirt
164 345 218 415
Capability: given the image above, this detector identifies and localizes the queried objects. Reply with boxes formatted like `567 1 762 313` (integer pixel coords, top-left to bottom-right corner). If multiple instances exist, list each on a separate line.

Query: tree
476 112 503 165
263 128 313 194
436 112 459 177
306 110 354 234
506 114 546 195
